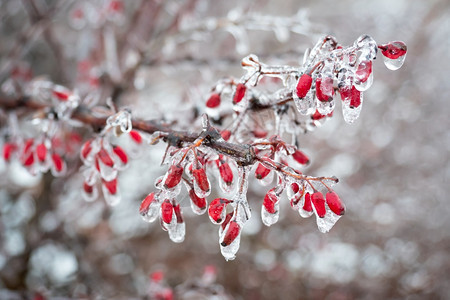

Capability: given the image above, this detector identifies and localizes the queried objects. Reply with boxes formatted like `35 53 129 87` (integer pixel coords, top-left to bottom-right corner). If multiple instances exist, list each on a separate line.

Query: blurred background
0 0 449 299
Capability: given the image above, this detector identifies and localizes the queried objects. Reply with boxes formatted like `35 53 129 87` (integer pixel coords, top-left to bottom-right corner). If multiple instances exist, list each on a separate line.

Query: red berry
255 163 271 180
52 90 70 101
22 151 34 166
113 145 128 164
23 138 34 154
129 130 142 144
193 167 210 192
219 163 233 184
339 85 352 102
326 191 345 216
311 192 326 218
3 143 16 162
292 150 309 165
164 164 183 189
206 93 221 108
189 189 206 210
102 178 118 194
150 271 164 282
355 60 372 83
263 188 279 214
83 181 94 194
350 85 361 108
303 193 313 212
161 200 173 224
173 203 183 223
311 109 326 120
108 0 123 12
36 143 47 162
291 182 300 194
252 129 268 138
221 212 234 230
95 158 100 172
220 130 231 141
51 153 64 172
97 148 114 167
140 192 155 214
81 139 92 159
233 83 246 104
208 198 229 223
296 74 313 98
221 221 240 247
379 41 407 59
315 77 334 102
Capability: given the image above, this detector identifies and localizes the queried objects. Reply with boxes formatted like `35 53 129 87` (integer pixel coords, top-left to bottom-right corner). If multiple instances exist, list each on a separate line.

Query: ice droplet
354 35 378 61
256 169 274 186
298 187 314 218
82 184 98 202
316 98 335 115
98 158 118 181
102 185 120 206
342 98 363 124
354 72 373 92
140 196 162 223
192 173 211 198
261 204 280 226
168 221 185 243
315 208 342 233
383 55 406 71
293 89 315 115
219 221 242 261
218 168 236 194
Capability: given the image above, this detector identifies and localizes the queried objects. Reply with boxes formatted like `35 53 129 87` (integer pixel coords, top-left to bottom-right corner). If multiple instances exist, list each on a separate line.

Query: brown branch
0 96 257 166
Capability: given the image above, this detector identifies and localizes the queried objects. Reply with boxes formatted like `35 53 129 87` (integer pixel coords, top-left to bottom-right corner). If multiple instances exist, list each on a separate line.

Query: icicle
293 89 315 115
183 182 207 215
102 178 120 206
168 204 185 243
354 60 373 92
315 208 342 233
97 148 118 181
342 96 363 124
217 160 236 194
234 166 252 223
219 219 241 261
140 192 162 223
261 188 280 226
50 153 67 177
192 166 211 198
82 181 98 202
353 34 378 61
316 97 335 115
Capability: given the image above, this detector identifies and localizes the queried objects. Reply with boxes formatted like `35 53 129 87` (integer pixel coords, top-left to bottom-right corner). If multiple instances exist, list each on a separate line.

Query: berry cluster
80 128 143 205
0 34 407 261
